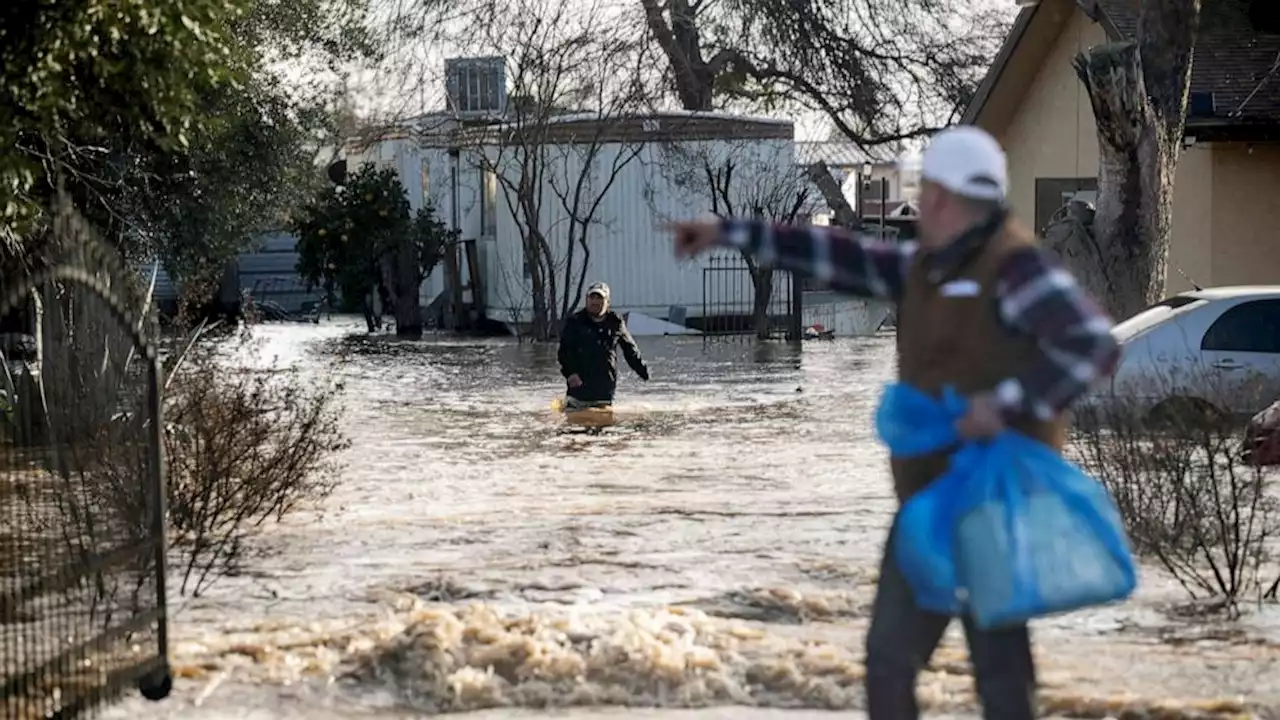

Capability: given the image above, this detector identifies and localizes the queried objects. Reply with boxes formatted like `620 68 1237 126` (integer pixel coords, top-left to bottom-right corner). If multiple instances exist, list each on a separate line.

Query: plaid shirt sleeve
718 218 915 300
991 247 1121 422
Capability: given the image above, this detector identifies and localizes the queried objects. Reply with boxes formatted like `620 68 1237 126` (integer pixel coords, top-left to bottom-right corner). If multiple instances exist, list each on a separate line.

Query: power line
1229 47 1280 118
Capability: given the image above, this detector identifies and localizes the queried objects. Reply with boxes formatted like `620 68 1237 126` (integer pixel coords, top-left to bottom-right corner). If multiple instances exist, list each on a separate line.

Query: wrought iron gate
700 253 800 338
1 224 171 717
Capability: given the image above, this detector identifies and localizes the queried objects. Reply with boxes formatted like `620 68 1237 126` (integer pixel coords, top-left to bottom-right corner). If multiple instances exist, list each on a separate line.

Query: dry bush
0 209 347 719
8 321 348 603
160 321 349 596
1072 370 1280 611
0 273 165 628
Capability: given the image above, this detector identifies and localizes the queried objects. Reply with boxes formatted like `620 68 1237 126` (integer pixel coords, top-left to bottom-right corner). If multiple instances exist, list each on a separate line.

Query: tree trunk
362 283 378 333
1069 44 1175 320
524 231 551 341
387 237 423 339
539 237 559 339
567 228 591 320
323 279 336 320
751 266 774 340
804 161 858 228
639 0 725 111
561 221 578 321
1068 1 1199 321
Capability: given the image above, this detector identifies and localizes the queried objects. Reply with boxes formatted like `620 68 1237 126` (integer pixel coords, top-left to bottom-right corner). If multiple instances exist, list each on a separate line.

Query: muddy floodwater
103 319 1280 719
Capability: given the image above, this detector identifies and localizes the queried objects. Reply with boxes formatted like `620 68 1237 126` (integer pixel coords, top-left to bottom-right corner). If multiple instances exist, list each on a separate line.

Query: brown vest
890 219 1068 501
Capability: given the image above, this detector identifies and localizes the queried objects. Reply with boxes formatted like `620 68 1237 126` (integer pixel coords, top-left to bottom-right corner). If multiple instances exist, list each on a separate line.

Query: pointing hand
665 220 721 259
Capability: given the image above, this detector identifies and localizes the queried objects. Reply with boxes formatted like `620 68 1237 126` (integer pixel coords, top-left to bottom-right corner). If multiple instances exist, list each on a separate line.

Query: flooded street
106 319 1280 718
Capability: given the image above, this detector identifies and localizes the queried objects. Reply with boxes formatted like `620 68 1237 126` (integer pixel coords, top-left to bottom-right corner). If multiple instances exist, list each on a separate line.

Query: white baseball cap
920 126 1008 202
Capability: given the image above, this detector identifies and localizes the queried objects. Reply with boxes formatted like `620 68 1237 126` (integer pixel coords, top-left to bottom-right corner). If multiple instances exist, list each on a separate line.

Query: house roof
794 141 894 168
1101 0 1280 124
458 112 795 146
964 0 1280 128
354 112 795 149
523 114 795 145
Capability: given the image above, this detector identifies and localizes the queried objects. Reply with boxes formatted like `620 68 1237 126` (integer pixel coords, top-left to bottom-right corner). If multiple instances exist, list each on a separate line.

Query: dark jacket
557 309 648 403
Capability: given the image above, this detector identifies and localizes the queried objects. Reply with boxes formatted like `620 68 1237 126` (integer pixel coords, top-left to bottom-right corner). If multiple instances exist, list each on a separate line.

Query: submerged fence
700 253 801 339
1 210 171 717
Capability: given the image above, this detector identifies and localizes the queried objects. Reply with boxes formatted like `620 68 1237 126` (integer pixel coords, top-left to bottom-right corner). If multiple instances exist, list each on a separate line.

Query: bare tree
1056 1 1201 320
380 0 1000 233
487 236 534 342
455 0 651 340
638 0 1005 221
643 139 818 338
639 0 1000 125
1072 364 1279 613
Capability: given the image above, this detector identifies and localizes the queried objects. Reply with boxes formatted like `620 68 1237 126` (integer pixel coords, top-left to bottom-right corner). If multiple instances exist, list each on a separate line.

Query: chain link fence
1 201 172 718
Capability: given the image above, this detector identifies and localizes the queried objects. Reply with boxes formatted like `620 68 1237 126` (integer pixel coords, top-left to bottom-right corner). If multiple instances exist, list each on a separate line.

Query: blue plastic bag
875 382 1138 629
874 383 970 614
873 383 967 458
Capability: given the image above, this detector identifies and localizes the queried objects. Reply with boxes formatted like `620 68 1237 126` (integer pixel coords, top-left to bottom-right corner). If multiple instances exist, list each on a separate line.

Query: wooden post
879 179 887 236
464 239 485 323
446 150 465 330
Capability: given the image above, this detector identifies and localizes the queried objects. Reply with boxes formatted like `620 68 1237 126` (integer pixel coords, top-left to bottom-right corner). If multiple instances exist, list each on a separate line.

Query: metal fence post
787 270 803 342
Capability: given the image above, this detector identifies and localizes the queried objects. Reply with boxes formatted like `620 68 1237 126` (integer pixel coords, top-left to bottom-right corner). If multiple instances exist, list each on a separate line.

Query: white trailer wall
484 134 796 325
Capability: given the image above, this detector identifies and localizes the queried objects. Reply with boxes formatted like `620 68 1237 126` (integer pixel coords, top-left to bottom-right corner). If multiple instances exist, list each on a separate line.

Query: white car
1090 286 1280 421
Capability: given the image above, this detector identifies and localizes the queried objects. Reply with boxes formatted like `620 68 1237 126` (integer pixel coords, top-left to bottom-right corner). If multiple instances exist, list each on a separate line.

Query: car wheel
1146 396 1226 431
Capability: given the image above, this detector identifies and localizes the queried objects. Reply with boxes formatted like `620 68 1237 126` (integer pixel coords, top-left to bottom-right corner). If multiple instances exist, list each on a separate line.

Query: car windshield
1112 296 1207 342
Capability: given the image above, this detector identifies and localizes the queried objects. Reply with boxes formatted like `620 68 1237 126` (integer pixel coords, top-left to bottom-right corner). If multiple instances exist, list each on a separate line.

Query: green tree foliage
114 0 377 288
0 0 248 247
110 79 330 287
293 165 457 334
1 0 376 297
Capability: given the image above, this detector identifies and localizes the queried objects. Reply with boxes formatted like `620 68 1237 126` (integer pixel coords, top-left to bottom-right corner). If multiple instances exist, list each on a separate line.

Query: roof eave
1182 118 1280 142
962 0 1126 127
961 4 1041 126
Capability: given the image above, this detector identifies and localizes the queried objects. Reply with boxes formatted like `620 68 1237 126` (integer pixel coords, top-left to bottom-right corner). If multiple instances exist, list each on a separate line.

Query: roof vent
1188 91 1216 118
445 57 507 119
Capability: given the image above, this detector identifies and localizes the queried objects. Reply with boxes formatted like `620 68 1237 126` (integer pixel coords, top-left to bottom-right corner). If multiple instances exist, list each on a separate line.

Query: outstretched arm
718 219 915 301
991 247 1121 422
617 322 649 381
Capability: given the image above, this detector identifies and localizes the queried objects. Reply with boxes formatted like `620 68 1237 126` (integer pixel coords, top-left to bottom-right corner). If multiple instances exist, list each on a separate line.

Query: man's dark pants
865 519 1037 720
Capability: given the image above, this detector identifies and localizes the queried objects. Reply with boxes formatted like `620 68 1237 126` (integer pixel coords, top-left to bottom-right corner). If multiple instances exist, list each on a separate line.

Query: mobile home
351 111 800 331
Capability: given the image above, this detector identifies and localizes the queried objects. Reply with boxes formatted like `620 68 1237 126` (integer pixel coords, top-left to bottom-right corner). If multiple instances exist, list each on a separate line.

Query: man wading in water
557 282 649 412
665 126 1120 720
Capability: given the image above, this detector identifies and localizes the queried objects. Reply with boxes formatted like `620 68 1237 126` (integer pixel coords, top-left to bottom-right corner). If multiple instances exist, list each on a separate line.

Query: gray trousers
865 519 1037 720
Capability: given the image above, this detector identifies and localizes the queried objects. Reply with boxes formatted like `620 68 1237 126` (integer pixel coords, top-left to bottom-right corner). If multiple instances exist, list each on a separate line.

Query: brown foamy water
96 319 1279 719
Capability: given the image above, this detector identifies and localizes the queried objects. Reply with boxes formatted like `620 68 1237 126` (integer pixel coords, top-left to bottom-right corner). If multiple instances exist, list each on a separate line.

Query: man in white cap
557 281 649 411
665 126 1119 719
